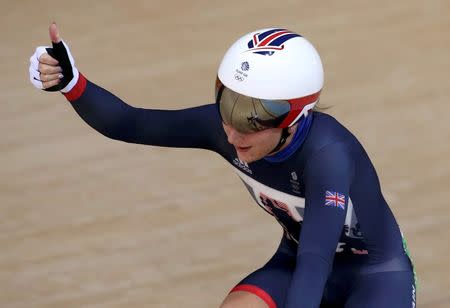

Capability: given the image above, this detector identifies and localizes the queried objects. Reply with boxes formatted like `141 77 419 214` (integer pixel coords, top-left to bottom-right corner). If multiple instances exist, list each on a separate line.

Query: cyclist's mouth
236 145 252 153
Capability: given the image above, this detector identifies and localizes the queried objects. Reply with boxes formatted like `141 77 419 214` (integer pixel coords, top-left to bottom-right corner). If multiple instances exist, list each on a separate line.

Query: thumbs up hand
29 23 79 92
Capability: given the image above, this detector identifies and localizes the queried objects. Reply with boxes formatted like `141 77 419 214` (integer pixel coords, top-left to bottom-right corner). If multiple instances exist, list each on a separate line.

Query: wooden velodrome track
1 1 449 307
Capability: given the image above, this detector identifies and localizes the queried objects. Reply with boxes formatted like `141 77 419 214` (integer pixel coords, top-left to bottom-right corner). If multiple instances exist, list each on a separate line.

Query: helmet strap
269 127 291 154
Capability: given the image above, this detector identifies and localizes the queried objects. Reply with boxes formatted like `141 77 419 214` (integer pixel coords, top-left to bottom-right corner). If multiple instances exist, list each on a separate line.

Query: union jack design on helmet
216 28 324 133
247 28 301 56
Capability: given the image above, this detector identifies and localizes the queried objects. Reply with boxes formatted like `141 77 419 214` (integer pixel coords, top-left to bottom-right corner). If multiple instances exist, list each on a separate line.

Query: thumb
49 22 61 44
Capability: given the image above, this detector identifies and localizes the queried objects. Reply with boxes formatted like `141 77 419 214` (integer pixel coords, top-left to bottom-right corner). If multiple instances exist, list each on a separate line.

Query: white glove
29 23 79 93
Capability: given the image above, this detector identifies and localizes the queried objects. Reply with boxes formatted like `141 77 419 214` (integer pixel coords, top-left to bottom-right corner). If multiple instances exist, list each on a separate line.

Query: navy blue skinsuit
64 75 416 308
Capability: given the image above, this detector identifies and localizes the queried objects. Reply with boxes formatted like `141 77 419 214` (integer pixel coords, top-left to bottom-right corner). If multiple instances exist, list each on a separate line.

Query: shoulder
310 112 353 139
184 103 221 119
296 112 362 174
177 103 223 132
303 111 360 153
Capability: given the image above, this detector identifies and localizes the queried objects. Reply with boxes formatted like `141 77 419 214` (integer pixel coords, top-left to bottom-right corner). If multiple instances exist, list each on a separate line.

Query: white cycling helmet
216 28 324 133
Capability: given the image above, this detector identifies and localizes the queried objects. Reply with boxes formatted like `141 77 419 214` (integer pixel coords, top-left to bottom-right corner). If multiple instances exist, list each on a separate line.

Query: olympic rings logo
234 74 245 82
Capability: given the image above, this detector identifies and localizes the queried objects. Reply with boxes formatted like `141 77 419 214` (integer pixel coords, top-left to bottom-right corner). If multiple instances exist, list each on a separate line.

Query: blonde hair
313 101 332 112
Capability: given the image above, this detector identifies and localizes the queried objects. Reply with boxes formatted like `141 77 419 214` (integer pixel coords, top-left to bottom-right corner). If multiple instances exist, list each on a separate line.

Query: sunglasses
215 77 320 133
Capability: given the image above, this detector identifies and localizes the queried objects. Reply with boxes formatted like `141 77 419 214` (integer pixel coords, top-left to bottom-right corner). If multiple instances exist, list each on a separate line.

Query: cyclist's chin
236 148 266 164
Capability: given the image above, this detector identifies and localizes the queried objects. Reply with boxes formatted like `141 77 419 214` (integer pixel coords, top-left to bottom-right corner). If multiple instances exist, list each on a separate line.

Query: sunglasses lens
216 80 290 133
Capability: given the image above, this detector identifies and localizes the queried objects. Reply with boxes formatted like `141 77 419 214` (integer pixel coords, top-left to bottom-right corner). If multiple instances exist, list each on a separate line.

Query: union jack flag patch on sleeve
325 191 346 210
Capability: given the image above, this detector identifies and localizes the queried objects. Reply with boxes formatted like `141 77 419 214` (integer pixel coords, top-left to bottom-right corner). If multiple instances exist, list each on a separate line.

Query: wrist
63 72 87 101
61 68 79 93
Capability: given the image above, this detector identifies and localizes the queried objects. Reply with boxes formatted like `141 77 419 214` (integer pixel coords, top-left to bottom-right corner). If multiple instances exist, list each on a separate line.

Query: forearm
286 141 355 307
67 74 148 143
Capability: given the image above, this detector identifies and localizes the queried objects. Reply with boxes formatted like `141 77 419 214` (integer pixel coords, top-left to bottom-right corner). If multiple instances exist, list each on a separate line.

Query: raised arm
29 23 223 151
69 77 221 149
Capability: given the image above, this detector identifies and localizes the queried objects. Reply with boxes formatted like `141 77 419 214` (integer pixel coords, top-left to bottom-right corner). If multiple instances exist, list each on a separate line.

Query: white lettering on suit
234 168 305 222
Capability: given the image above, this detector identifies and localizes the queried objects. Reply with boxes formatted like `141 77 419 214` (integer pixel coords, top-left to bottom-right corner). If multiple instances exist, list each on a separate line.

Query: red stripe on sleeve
64 73 87 102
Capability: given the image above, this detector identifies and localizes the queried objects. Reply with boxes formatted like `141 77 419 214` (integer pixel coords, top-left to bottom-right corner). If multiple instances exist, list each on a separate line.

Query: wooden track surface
1 1 449 307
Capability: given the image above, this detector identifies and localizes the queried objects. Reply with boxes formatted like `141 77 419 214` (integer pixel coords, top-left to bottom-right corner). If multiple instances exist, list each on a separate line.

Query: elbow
99 127 134 143
83 121 135 143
